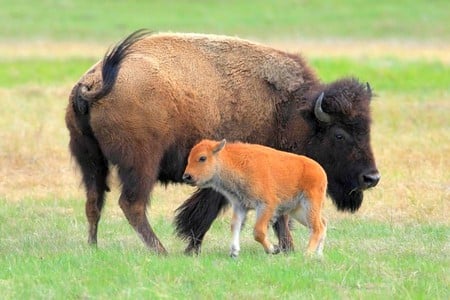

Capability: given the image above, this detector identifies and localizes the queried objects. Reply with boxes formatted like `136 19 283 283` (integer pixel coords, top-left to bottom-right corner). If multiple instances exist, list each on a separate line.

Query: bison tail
67 83 111 194
174 188 230 254
74 29 154 115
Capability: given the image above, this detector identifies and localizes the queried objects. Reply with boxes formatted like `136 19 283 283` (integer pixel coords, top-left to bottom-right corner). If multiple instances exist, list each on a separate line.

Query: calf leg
118 166 167 255
291 196 326 255
305 196 326 256
230 205 246 258
254 205 279 254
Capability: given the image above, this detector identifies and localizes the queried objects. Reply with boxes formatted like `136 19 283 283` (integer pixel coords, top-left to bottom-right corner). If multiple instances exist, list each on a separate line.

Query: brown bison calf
183 139 327 257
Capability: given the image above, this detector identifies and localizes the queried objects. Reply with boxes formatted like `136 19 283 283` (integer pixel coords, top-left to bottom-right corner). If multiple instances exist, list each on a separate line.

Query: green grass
0 58 95 87
1 0 449 42
312 58 449 94
0 57 448 95
0 198 448 299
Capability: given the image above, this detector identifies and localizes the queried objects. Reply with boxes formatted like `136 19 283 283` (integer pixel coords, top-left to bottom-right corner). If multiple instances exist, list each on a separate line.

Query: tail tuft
72 29 154 115
98 29 153 100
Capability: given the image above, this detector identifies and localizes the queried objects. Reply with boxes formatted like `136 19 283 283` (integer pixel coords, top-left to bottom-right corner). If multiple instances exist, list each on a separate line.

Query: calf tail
174 188 230 254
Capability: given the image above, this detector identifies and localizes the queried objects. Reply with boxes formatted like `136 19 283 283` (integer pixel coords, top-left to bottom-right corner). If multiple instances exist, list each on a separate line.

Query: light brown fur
72 33 315 147
183 139 327 257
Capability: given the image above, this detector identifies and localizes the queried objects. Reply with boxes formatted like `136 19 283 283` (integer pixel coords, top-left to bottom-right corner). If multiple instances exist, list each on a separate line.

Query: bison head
303 78 380 212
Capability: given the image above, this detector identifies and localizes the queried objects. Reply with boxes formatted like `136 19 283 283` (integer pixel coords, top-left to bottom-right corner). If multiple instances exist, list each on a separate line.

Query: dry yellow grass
0 41 448 226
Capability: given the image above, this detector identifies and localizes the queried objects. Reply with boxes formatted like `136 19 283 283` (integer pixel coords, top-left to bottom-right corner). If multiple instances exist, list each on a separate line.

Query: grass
0 58 95 87
0 198 448 299
0 57 448 93
0 1 449 298
0 0 449 42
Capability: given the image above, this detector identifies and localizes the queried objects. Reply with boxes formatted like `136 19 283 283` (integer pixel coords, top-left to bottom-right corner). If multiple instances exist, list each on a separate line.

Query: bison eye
199 156 207 162
335 133 345 141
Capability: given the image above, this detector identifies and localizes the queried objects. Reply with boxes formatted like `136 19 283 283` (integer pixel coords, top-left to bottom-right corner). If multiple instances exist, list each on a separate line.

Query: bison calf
183 139 327 257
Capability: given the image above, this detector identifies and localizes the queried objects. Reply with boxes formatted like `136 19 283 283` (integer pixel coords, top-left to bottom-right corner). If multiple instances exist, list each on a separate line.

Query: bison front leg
272 214 294 252
118 166 167 255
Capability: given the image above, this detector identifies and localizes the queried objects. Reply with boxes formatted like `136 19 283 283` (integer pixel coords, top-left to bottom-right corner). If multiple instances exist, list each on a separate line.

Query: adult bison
66 30 380 255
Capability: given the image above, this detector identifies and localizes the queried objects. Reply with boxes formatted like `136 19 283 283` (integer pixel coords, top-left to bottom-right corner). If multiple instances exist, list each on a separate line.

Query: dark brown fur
66 30 380 254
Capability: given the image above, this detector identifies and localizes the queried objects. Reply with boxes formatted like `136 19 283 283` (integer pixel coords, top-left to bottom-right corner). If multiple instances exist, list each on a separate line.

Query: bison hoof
184 246 201 256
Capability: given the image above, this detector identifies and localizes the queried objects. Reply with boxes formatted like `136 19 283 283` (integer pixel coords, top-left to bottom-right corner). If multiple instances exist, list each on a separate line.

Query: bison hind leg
117 163 167 255
69 132 110 246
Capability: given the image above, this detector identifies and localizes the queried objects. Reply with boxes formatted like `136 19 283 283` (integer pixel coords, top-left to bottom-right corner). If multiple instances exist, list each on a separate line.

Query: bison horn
314 92 332 123
366 82 372 96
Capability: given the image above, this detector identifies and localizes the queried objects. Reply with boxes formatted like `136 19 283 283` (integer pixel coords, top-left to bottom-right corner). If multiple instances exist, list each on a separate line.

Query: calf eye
199 156 207 162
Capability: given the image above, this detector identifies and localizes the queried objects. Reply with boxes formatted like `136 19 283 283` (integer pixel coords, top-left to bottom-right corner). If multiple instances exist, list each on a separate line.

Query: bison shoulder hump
259 53 306 93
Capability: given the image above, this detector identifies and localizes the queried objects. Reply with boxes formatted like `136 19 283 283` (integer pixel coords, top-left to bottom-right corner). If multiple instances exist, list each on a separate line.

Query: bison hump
259 53 306 93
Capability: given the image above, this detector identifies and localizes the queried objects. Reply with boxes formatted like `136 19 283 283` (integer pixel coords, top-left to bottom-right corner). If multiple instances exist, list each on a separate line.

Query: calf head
304 78 380 212
183 139 226 188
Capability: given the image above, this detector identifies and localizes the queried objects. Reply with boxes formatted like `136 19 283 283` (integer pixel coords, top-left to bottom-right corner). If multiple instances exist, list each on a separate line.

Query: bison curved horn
366 82 372 97
314 92 332 123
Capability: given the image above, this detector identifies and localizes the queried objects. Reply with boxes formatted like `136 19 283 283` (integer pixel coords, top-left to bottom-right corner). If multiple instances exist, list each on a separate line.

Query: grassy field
1 0 449 42
0 1 449 299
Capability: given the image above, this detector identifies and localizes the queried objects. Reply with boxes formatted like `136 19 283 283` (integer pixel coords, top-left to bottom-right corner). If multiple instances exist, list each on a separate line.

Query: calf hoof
230 247 239 258
272 245 281 255
265 245 281 255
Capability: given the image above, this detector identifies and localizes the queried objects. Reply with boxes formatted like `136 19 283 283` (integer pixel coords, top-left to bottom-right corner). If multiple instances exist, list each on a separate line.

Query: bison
65 30 380 255
183 139 327 257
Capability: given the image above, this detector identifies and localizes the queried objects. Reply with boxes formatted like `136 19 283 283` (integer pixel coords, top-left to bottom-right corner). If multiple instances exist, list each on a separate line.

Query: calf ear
213 139 226 154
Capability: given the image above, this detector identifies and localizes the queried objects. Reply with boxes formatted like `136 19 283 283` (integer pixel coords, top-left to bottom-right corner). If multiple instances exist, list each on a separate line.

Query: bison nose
182 173 194 184
359 171 381 189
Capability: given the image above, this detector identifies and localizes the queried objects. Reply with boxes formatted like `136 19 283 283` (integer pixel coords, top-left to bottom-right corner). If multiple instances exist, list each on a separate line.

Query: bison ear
213 139 226 154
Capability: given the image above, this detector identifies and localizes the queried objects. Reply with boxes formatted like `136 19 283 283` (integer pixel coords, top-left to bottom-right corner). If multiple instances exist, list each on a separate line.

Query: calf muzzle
182 173 195 185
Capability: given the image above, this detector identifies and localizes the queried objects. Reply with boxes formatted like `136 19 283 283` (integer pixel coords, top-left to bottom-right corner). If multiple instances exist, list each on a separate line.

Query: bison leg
272 215 294 252
174 189 230 255
69 132 109 246
118 166 167 255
